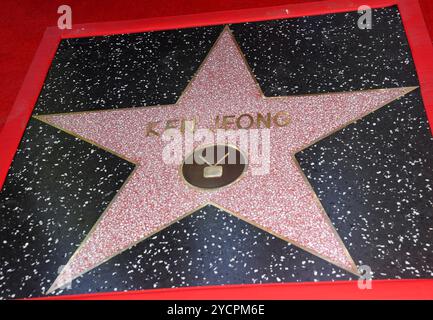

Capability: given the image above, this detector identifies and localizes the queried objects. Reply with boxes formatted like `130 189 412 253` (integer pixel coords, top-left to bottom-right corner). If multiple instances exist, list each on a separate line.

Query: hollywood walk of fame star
35 27 416 293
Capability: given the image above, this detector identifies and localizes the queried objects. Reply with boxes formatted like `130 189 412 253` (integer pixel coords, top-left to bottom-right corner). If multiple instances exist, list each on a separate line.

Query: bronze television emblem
181 144 247 190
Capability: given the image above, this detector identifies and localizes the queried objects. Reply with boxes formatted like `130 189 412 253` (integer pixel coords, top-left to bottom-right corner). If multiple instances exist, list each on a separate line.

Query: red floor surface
1 0 432 133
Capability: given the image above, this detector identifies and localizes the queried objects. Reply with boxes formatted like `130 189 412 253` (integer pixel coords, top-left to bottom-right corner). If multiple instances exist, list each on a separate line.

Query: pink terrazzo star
39 28 415 292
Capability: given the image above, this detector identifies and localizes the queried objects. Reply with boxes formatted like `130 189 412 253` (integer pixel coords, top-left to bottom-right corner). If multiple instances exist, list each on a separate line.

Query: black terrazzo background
231 6 418 96
53 205 351 296
296 90 433 279
34 26 223 115
0 118 135 299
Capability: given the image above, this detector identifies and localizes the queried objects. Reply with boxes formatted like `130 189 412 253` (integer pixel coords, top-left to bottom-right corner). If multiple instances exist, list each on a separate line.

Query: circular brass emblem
181 144 247 190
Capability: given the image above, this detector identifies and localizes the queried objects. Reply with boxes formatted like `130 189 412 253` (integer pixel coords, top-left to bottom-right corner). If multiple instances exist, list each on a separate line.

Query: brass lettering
273 111 290 127
165 119 179 130
222 115 235 130
236 113 254 129
180 118 197 133
146 121 160 137
257 112 271 129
